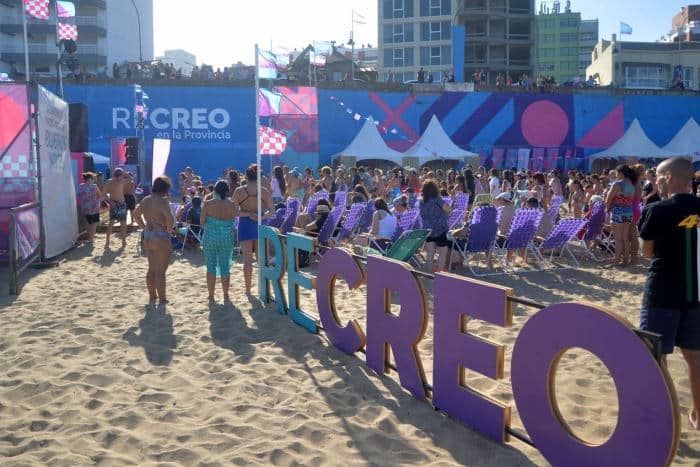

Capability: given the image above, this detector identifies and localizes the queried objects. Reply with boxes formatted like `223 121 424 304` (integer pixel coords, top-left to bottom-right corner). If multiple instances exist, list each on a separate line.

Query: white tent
662 118 700 159
589 119 676 160
333 118 405 165
403 114 478 165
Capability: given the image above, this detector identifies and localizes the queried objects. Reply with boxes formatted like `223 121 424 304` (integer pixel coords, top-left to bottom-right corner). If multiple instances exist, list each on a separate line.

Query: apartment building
0 0 153 77
535 3 599 84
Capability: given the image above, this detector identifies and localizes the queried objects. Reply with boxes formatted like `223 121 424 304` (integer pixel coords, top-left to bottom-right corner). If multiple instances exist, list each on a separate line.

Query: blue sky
153 1 690 68
539 0 690 41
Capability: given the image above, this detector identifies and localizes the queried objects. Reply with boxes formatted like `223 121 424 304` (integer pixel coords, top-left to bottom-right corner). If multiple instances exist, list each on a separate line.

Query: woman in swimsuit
232 165 274 295
133 176 174 304
201 180 237 301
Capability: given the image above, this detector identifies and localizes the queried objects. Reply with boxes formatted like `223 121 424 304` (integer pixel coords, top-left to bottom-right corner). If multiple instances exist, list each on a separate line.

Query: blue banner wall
55 83 700 182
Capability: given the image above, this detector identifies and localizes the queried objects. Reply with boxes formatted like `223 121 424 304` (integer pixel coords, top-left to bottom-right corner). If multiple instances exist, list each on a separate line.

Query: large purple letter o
511 303 679 467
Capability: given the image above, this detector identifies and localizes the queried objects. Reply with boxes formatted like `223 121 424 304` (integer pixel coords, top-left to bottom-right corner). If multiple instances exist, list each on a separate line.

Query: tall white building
0 0 153 77
156 49 196 75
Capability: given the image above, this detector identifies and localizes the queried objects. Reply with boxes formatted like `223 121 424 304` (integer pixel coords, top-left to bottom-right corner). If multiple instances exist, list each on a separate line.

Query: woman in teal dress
201 180 237 301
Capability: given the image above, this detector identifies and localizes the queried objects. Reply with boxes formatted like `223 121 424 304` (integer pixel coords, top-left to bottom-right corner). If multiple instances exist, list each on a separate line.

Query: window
683 67 693 89
540 19 554 29
539 48 554 57
539 63 554 72
560 33 577 42
580 32 597 42
560 47 577 56
560 18 579 28
420 0 449 16
384 23 414 43
625 66 665 89
420 21 450 41
383 24 393 43
385 48 414 67
540 34 554 43
420 46 451 65
383 0 413 19
559 61 578 71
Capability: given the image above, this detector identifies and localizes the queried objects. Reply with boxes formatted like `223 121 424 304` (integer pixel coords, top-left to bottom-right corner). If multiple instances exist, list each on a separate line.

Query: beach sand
1 233 699 466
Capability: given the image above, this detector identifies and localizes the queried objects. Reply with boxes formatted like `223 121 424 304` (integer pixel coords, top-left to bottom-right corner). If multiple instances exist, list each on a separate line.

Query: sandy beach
1 233 699 466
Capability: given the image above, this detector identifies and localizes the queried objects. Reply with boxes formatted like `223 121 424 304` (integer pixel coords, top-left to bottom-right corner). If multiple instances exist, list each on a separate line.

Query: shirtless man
103 167 128 248
123 172 136 225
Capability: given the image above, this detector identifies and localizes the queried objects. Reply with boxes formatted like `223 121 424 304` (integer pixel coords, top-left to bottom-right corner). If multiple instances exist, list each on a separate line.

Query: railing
1 15 106 28
2 43 106 55
9 202 41 295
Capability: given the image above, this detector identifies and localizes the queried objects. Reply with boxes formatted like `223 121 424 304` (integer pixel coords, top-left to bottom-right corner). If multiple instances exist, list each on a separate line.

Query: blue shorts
640 306 700 354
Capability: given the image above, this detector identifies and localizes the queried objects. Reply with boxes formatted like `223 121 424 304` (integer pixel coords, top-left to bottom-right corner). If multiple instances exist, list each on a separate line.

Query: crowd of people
76 156 700 432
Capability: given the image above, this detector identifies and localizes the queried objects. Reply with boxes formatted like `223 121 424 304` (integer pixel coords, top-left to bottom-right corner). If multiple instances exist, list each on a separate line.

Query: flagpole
351 9 355 80
54 1 64 98
254 43 262 228
21 0 30 82
618 25 623 88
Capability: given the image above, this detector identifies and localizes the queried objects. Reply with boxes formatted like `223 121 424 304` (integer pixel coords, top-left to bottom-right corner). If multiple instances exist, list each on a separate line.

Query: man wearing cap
103 167 128 248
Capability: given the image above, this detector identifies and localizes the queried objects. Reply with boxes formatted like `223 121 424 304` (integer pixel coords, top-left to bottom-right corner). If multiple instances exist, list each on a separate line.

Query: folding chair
333 191 347 209
306 192 328 217
332 202 366 245
495 208 544 273
356 200 376 233
367 229 431 267
576 202 613 261
313 206 345 254
264 208 286 229
179 223 203 252
448 207 467 230
453 193 470 212
442 196 453 206
449 205 499 276
547 195 564 223
536 218 588 269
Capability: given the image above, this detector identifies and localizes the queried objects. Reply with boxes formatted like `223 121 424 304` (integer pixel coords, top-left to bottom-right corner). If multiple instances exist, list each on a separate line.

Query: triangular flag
24 0 49 20
56 1 76 18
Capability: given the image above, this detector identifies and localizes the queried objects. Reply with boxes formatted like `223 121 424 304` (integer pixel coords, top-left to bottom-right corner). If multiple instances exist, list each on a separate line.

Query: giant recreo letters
259 226 680 466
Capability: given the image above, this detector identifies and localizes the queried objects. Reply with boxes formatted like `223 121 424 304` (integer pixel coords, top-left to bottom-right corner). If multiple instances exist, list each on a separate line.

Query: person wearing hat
494 191 515 236
303 199 331 235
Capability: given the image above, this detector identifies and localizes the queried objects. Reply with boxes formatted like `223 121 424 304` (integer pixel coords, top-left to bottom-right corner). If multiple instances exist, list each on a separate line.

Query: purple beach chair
448 207 467 230
453 193 469 212
333 191 348 210
264 208 286 229
497 208 544 272
357 200 376 233
449 205 499 276
316 206 345 248
577 201 612 261
333 202 366 244
536 218 588 268
547 195 564 223
306 191 329 217
279 205 300 235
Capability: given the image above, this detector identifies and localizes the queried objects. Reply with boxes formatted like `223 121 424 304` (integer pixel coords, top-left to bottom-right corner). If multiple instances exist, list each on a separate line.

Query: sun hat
316 204 330 214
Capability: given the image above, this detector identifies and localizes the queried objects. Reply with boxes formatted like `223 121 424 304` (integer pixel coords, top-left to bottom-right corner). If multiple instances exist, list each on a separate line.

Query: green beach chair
366 228 430 266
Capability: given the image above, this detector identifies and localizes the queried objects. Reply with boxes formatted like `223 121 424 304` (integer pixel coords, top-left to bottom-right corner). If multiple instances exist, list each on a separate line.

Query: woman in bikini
232 165 274 295
132 176 174 304
201 180 237 301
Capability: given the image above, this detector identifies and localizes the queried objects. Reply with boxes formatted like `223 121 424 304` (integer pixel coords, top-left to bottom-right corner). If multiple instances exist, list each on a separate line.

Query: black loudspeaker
125 137 140 164
68 103 89 153
83 154 95 173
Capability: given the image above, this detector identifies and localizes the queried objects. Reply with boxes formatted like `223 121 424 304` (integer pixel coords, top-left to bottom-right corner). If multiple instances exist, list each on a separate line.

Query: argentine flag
620 22 633 35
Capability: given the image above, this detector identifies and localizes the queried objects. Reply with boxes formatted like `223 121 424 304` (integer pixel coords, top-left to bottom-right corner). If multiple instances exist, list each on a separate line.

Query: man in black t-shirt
638 157 700 430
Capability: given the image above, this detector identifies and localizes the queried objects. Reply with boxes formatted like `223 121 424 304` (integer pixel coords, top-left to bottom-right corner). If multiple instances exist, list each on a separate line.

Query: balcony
0 15 106 37
1 43 106 66
81 0 107 8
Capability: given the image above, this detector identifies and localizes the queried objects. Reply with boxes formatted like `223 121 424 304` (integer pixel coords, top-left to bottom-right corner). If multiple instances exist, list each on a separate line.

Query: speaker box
125 137 140 164
68 103 89 153
83 154 95 173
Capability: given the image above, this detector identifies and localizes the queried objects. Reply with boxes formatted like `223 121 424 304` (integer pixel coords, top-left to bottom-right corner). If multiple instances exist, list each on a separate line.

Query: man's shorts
640 306 700 354
85 213 100 224
124 193 136 210
109 201 127 221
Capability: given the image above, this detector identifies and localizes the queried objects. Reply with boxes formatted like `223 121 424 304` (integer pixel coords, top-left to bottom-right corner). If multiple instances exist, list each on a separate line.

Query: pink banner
152 138 171 184
110 138 126 167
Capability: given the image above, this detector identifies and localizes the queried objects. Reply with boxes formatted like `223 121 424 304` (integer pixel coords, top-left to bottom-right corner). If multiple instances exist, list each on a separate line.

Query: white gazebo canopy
662 118 700 159
589 119 676 160
333 118 405 165
403 114 478 166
